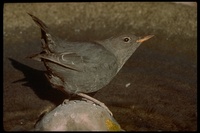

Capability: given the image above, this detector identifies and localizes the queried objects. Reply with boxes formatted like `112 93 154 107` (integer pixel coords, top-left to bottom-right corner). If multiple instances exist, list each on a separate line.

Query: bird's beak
136 35 154 43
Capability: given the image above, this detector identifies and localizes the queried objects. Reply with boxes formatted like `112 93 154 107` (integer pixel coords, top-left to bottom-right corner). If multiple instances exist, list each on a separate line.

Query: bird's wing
29 52 81 72
29 42 118 72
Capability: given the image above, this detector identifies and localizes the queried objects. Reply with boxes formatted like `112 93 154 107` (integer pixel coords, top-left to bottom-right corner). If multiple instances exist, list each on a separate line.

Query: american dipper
28 13 153 115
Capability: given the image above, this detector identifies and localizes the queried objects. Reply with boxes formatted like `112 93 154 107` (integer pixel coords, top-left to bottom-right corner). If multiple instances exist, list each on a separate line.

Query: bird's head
98 34 154 71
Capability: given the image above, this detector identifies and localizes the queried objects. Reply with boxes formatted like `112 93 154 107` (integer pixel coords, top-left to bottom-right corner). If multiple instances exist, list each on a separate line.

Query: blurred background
3 2 197 131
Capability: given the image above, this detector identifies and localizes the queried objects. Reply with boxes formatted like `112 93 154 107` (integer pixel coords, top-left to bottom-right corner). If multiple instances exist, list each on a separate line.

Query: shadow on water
8 58 97 104
8 58 66 105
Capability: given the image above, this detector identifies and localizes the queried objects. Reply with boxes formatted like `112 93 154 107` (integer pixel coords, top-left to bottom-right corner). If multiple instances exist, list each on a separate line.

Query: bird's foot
77 93 113 116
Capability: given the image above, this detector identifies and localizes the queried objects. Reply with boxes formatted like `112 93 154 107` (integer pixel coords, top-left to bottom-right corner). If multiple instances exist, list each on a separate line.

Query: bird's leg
77 92 113 116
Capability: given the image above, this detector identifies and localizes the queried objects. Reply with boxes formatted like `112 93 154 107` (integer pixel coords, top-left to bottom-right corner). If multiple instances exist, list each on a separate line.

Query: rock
34 99 123 131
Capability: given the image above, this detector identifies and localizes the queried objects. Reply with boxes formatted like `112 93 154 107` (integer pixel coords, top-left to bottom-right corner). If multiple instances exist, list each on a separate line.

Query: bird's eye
123 37 131 43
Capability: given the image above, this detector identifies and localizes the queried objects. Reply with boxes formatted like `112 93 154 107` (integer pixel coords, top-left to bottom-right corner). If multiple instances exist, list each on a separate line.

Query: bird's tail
27 13 49 33
28 13 57 53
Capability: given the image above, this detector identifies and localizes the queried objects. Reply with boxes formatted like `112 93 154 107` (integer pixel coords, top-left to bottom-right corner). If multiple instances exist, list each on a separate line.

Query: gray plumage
28 13 154 95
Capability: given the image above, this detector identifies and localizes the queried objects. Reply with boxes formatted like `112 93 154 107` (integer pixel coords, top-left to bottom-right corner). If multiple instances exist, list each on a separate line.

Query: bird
27 13 154 115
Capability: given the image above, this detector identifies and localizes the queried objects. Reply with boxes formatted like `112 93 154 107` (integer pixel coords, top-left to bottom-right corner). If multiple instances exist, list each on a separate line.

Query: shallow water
3 2 197 131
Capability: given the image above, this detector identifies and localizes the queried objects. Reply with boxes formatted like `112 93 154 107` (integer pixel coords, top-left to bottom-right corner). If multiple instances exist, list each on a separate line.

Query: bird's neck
97 40 135 72
115 49 135 72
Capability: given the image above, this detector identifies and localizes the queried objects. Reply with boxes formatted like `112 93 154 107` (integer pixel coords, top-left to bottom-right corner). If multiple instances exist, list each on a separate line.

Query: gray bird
28 13 154 115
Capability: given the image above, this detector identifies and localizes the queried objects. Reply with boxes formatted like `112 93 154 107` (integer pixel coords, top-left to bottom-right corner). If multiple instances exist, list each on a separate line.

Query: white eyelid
123 37 131 43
